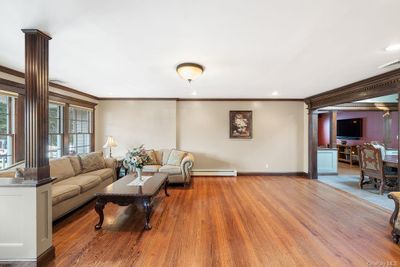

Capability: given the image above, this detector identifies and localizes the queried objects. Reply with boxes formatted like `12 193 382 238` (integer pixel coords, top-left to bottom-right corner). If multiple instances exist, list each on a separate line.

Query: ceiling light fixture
272 91 279 96
176 63 204 83
385 43 400 52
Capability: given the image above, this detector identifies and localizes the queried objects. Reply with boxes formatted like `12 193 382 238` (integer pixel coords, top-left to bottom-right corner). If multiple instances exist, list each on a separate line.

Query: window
0 94 15 169
48 103 63 159
68 106 93 155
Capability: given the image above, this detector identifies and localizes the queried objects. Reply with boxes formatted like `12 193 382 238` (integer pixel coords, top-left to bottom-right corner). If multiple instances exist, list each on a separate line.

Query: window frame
67 105 94 155
0 94 16 169
48 102 64 159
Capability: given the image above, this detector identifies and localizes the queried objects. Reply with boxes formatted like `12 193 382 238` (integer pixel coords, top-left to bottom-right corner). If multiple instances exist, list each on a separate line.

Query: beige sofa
0 152 116 221
142 149 194 185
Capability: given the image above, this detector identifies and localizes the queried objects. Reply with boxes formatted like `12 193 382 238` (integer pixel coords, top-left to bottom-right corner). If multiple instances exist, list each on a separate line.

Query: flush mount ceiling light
176 63 204 83
385 43 400 52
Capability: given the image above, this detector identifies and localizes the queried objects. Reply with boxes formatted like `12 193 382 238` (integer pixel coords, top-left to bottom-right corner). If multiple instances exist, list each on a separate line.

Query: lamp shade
176 63 204 82
103 136 118 148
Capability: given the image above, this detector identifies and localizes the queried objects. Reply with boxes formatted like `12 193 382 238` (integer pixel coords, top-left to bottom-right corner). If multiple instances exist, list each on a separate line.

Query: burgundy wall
318 113 330 146
331 111 398 148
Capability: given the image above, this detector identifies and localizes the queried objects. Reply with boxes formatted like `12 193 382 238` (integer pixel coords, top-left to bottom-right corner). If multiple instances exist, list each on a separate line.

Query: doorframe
304 68 400 179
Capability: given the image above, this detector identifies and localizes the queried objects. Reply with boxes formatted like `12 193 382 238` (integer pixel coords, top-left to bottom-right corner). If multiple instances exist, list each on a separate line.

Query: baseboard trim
191 169 237 176
37 245 55 266
318 172 338 176
237 172 308 177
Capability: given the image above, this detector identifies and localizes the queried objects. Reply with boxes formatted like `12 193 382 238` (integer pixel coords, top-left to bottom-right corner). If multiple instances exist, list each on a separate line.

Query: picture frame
229 110 252 139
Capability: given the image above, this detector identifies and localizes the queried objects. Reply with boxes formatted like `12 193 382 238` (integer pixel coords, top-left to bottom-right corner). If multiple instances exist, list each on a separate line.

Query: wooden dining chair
358 143 397 195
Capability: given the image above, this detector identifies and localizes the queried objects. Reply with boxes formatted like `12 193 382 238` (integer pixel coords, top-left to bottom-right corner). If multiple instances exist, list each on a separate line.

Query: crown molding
0 65 99 100
305 68 400 110
98 97 305 101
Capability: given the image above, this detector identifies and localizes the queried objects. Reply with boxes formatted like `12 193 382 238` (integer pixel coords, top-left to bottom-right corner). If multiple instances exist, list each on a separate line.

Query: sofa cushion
166 150 187 166
143 165 161 172
82 168 114 181
50 158 75 182
80 152 106 173
154 150 163 165
146 150 158 165
58 175 101 193
67 155 82 175
159 165 181 175
52 184 80 206
161 149 172 165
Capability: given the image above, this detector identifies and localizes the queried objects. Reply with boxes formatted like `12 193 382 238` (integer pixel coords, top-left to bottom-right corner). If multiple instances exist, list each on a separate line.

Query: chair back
358 143 384 179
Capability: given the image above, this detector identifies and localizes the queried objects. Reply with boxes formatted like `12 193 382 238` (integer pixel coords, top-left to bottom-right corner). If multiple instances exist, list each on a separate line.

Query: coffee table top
96 172 168 197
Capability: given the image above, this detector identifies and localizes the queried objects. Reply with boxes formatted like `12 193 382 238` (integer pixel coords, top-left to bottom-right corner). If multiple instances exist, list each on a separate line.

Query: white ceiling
0 0 400 98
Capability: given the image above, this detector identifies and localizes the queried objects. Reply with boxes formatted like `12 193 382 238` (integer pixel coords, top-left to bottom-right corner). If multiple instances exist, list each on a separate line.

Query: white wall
95 100 177 156
177 101 306 172
96 100 308 173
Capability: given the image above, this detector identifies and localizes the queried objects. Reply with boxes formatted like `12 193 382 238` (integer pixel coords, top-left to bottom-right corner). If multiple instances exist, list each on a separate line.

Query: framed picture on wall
229 110 252 139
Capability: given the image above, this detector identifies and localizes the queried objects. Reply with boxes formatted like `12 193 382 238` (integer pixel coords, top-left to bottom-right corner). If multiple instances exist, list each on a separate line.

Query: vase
136 168 143 180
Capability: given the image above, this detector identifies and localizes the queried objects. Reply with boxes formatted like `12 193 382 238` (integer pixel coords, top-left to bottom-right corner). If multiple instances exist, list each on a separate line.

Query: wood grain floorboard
46 176 400 267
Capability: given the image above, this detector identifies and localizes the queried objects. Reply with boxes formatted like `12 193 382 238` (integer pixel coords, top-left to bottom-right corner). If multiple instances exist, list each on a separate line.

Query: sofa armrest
105 158 117 169
181 153 194 184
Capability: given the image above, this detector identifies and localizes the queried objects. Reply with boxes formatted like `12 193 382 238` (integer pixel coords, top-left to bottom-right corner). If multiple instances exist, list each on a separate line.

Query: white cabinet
318 149 338 174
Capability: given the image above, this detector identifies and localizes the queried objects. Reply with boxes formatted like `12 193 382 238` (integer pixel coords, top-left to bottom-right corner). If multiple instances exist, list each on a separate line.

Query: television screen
337 118 362 139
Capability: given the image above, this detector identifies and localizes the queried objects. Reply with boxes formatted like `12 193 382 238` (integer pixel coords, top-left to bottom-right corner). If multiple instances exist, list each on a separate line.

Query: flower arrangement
123 145 151 170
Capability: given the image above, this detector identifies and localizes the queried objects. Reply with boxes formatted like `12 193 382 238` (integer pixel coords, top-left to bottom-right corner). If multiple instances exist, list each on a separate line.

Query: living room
1 1 400 266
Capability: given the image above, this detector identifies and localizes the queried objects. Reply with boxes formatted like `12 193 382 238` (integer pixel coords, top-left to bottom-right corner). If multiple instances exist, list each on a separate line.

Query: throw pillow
50 158 76 182
146 150 158 165
166 149 187 166
80 152 106 173
64 155 82 175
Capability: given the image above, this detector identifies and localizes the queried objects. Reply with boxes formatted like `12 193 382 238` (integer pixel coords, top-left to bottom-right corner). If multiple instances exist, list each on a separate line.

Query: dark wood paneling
0 64 99 100
305 68 400 110
22 29 51 181
308 110 318 179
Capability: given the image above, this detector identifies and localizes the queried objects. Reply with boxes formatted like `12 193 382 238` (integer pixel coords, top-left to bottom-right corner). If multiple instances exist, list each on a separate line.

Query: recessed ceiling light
385 43 400 52
191 90 197 96
272 91 279 96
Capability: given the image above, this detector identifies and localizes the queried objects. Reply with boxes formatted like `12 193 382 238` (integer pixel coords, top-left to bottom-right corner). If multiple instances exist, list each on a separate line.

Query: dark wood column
22 29 52 182
308 109 318 179
329 111 337 148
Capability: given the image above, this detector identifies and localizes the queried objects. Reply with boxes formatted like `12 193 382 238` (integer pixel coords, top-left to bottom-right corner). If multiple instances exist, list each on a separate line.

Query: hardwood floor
47 176 400 267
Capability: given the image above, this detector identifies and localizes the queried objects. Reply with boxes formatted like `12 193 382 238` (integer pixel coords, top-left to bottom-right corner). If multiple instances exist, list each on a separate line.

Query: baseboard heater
191 169 237 177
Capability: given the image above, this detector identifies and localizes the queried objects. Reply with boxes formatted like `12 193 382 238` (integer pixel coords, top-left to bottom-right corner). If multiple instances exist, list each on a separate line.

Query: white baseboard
191 169 237 176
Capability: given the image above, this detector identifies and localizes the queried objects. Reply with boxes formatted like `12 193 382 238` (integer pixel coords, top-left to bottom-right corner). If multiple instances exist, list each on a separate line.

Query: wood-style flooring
47 176 400 267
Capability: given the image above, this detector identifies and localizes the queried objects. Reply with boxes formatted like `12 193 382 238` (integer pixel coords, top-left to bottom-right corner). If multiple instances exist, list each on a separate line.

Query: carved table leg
143 197 152 230
164 178 170 197
95 198 106 230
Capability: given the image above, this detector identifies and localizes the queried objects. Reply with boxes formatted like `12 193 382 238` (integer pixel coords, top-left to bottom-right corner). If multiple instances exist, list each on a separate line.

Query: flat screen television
337 118 363 140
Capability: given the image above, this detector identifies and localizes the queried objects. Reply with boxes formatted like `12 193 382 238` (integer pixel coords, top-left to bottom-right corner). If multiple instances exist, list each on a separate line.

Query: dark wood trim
236 172 307 177
98 97 305 101
49 92 97 108
37 245 55 266
308 110 318 179
398 94 400 190
319 102 398 111
305 68 400 110
0 65 25 78
91 108 95 152
49 82 99 101
15 95 24 162
0 78 25 95
63 103 70 156
0 65 99 100
329 111 337 148
23 28 51 181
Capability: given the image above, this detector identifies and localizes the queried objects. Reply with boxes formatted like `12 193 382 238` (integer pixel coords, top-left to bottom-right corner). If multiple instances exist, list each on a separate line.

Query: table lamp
103 136 118 158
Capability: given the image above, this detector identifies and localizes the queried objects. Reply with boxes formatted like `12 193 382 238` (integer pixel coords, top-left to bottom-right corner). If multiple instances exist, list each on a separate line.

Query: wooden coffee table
94 172 169 230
